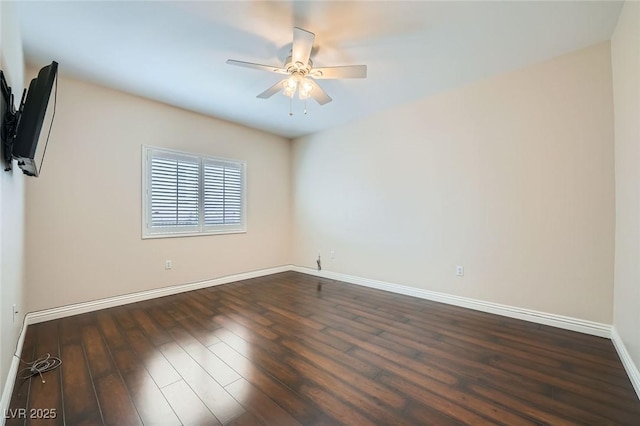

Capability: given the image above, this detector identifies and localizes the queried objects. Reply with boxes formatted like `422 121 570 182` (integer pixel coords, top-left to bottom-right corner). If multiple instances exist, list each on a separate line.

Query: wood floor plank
58 314 91 346
270 323 353 353
7 272 640 425
371 323 631 408
94 374 142 426
80 324 142 426
487 355 640 414
408 344 620 423
328 324 420 359
213 323 289 361
308 311 383 335
330 328 458 385
96 311 127 351
406 401 465 426
280 338 406 409
213 328 305 389
59 343 103 425
351 348 541 425
122 326 181 388
363 310 633 396
26 322 63 426
82 325 114 379
277 328 380 378
181 292 218 318
552 386 640 424
208 341 321 425
159 341 245 424
407 315 622 373
111 347 181 425
168 326 241 386
377 370 532 426
144 300 180 330
219 307 278 336
297 383 377 426
286 356 412 425
6 325 37 426
129 308 173 347
175 314 222 347
219 298 272 327
259 304 325 331
212 312 279 341
111 306 137 331
161 380 221 426
225 378 300 426
467 381 613 425
225 410 264 426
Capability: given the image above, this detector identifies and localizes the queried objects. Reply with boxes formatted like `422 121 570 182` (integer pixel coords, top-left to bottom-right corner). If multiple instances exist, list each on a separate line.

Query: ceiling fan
227 27 367 111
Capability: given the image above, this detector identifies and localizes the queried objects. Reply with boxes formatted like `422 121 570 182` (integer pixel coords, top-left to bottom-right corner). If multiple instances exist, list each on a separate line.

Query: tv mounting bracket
1 70 26 172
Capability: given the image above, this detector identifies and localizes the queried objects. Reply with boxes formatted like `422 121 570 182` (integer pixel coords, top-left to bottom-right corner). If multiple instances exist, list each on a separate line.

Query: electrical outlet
330 250 335 260
165 260 172 270
456 266 464 276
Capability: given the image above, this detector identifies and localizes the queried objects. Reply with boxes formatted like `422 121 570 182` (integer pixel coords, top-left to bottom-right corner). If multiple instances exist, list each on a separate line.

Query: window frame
142 145 247 239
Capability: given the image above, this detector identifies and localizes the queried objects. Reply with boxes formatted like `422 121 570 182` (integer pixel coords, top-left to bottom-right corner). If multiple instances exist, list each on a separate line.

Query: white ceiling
16 1 623 139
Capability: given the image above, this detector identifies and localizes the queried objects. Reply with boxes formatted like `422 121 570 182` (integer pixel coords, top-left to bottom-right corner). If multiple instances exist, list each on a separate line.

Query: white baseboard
26 265 291 325
1 317 29 426
23 264 613 337
291 266 612 338
611 327 640 400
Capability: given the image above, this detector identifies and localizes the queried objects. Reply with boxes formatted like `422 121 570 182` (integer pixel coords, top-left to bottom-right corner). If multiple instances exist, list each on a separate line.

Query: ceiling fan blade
291 27 315 67
257 80 284 99
226 59 287 74
310 65 367 79
308 79 332 105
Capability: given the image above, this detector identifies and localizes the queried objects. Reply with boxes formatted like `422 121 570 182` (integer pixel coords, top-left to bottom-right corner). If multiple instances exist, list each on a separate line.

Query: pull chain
289 96 293 116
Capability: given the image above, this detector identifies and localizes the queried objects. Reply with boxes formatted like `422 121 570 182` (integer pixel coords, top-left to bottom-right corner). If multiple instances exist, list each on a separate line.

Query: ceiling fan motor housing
285 56 312 76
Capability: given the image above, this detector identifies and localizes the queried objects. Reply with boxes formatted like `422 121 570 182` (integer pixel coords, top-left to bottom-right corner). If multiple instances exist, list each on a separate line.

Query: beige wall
25 75 292 312
292 42 615 323
0 0 26 399
612 1 640 374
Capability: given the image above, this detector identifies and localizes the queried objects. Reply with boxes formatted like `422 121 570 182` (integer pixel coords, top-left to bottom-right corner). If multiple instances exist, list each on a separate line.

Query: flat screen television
12 61 58 177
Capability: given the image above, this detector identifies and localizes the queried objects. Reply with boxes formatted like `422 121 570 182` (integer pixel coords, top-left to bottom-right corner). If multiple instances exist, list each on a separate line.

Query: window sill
142 229 247 240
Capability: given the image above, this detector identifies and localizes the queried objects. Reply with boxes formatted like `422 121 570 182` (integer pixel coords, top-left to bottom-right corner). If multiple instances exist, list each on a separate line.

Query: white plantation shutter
143 147 245 238
204 160 244 230
150 156 200 229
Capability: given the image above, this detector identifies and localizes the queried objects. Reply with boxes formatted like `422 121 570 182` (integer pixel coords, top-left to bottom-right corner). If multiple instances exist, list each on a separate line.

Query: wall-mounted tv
12 61 58 177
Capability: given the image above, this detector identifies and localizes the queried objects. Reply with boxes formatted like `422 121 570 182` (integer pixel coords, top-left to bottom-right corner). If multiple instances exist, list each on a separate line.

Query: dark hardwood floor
6 271 640 425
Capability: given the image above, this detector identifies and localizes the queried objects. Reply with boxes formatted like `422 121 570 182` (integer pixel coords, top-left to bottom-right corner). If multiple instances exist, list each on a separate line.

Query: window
142 146 245 238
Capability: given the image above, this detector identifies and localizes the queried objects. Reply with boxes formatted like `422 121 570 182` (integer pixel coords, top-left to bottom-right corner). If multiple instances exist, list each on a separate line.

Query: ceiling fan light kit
281 71 314 100
227 27 367 116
